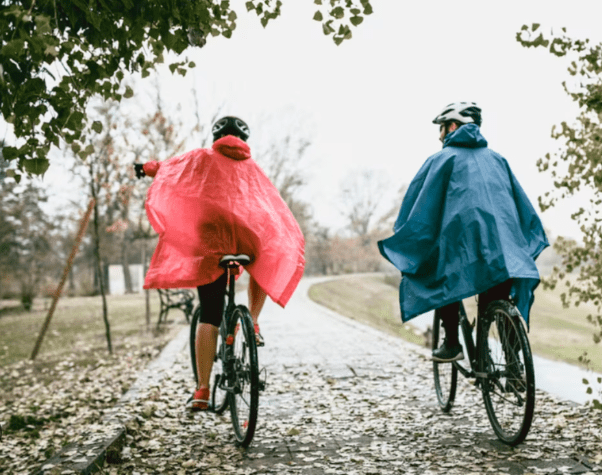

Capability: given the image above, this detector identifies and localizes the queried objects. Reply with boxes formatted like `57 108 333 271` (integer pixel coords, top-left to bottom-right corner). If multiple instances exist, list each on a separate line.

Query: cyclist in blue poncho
378 102 549 362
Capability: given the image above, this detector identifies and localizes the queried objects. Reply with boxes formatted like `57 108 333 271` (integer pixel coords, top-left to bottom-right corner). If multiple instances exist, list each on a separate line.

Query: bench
157 288 195 326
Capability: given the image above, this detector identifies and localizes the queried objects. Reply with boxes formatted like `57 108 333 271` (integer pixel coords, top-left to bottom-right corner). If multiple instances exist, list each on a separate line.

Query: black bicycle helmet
212 116 250 142
433 102 482 127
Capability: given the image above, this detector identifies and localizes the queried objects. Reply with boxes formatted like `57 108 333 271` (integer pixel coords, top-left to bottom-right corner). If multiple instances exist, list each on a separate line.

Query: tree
0 167 57 309
339 169 391 245
518 25 602 407
0 0 373 179
0 153 20 297
254 126 314 237
304 223 334 275
70 100 130 353
377 183 408 233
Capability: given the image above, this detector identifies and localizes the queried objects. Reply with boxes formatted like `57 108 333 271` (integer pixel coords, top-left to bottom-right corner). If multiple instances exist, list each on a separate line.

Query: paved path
43 276 602 474
229 278 602 474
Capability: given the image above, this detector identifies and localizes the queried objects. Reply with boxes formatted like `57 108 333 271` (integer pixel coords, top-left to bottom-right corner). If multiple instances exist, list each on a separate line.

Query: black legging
196 272 228 327
439 280 513 345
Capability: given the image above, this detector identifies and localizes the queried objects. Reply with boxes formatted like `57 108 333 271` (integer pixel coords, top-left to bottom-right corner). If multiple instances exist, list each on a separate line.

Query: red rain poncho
142 135 305 307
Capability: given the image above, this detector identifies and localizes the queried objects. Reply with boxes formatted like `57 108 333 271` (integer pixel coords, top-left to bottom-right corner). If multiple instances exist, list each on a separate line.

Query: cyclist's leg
248 275 267 324
440 302 460 346
432 301 463 361
478 279 513 315
195 325 219 390
192 273 227 409
248 275 267 346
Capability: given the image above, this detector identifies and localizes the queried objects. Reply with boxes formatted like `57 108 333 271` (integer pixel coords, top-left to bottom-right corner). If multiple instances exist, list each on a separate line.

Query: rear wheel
433 308 458 412
227 305 259 448
479 300 535 446
211 328 229 414
189 306 201 383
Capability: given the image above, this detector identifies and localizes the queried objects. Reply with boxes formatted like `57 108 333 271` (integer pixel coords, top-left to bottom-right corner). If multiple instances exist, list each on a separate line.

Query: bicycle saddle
219 254 252 268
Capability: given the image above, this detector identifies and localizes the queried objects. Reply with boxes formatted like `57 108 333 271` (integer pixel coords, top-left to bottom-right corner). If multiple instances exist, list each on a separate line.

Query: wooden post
31 199 95 360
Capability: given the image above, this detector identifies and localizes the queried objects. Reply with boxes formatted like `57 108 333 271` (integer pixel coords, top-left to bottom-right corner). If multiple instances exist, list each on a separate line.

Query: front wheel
479 300 535 446
227 305 259 447
432 308 458 412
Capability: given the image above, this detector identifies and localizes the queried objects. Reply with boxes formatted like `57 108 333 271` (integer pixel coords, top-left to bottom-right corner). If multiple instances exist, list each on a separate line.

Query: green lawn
309 274 602 373
0 292 184 367
308 275 425 347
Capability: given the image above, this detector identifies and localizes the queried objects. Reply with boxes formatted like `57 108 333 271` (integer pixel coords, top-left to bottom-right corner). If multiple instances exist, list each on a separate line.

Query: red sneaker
234 323 265 347
189 387 210 411
254 324 265 347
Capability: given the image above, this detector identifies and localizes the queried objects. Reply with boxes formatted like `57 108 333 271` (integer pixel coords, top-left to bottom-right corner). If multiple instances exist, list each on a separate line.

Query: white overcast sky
41 0 602 239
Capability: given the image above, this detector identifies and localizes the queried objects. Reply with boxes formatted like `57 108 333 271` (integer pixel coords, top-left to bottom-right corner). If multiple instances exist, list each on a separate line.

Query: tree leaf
330 7 344 19
350 16 363 26
2 39 25 59
2 146 19 161
313 11 323 22
91 121 103 134
21 158 50 175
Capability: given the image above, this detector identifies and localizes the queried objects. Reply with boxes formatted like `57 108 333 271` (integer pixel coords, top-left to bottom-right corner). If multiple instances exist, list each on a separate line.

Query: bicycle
432 298 535 446
189 254 261 448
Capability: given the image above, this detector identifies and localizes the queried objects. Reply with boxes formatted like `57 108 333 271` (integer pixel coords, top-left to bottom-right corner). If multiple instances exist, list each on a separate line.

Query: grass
308 275 425 347
0 292 184 367
308 274 602 373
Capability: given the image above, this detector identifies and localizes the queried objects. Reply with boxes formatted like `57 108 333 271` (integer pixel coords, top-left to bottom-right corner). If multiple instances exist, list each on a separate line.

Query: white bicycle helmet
433 102 482 127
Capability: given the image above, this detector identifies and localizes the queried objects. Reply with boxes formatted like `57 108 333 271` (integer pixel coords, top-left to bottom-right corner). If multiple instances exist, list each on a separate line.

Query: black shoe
432 341 464 362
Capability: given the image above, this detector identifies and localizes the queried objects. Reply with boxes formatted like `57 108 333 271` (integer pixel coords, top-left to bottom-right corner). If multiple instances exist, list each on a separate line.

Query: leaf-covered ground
46 345 601 475
2 278 602 475
0 327 178 475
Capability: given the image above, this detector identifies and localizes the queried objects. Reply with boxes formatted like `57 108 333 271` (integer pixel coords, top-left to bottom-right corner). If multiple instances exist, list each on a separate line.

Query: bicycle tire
189 306 201 383
479 300 535 446
227 305 259 448
211 325 229 415
432 308 458 412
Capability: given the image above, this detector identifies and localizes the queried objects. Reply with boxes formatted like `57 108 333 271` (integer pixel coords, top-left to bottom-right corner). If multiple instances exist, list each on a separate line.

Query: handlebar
134 163 146 179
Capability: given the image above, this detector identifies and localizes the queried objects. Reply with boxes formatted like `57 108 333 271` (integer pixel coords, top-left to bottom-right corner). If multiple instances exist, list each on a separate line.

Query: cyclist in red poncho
136 116 305 410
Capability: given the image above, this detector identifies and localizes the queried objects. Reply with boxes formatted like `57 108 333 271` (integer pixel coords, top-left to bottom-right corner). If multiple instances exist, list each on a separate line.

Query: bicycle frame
216 269 240 393
455 300 525 387
454 302 486 382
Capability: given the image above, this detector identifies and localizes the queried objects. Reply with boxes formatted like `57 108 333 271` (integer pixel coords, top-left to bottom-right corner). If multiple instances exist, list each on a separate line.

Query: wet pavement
36 276 602 474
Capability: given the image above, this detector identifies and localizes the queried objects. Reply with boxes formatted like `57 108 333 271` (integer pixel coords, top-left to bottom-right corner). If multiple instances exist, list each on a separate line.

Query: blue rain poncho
378 124 549 326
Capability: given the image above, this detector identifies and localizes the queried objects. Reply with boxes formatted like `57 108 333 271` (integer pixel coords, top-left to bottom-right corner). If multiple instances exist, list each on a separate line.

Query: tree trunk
142 243 150 328
90 180 112 354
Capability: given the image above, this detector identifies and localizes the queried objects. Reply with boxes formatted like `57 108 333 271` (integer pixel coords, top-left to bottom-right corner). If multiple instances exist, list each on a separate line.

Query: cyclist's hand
134 163 146 179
